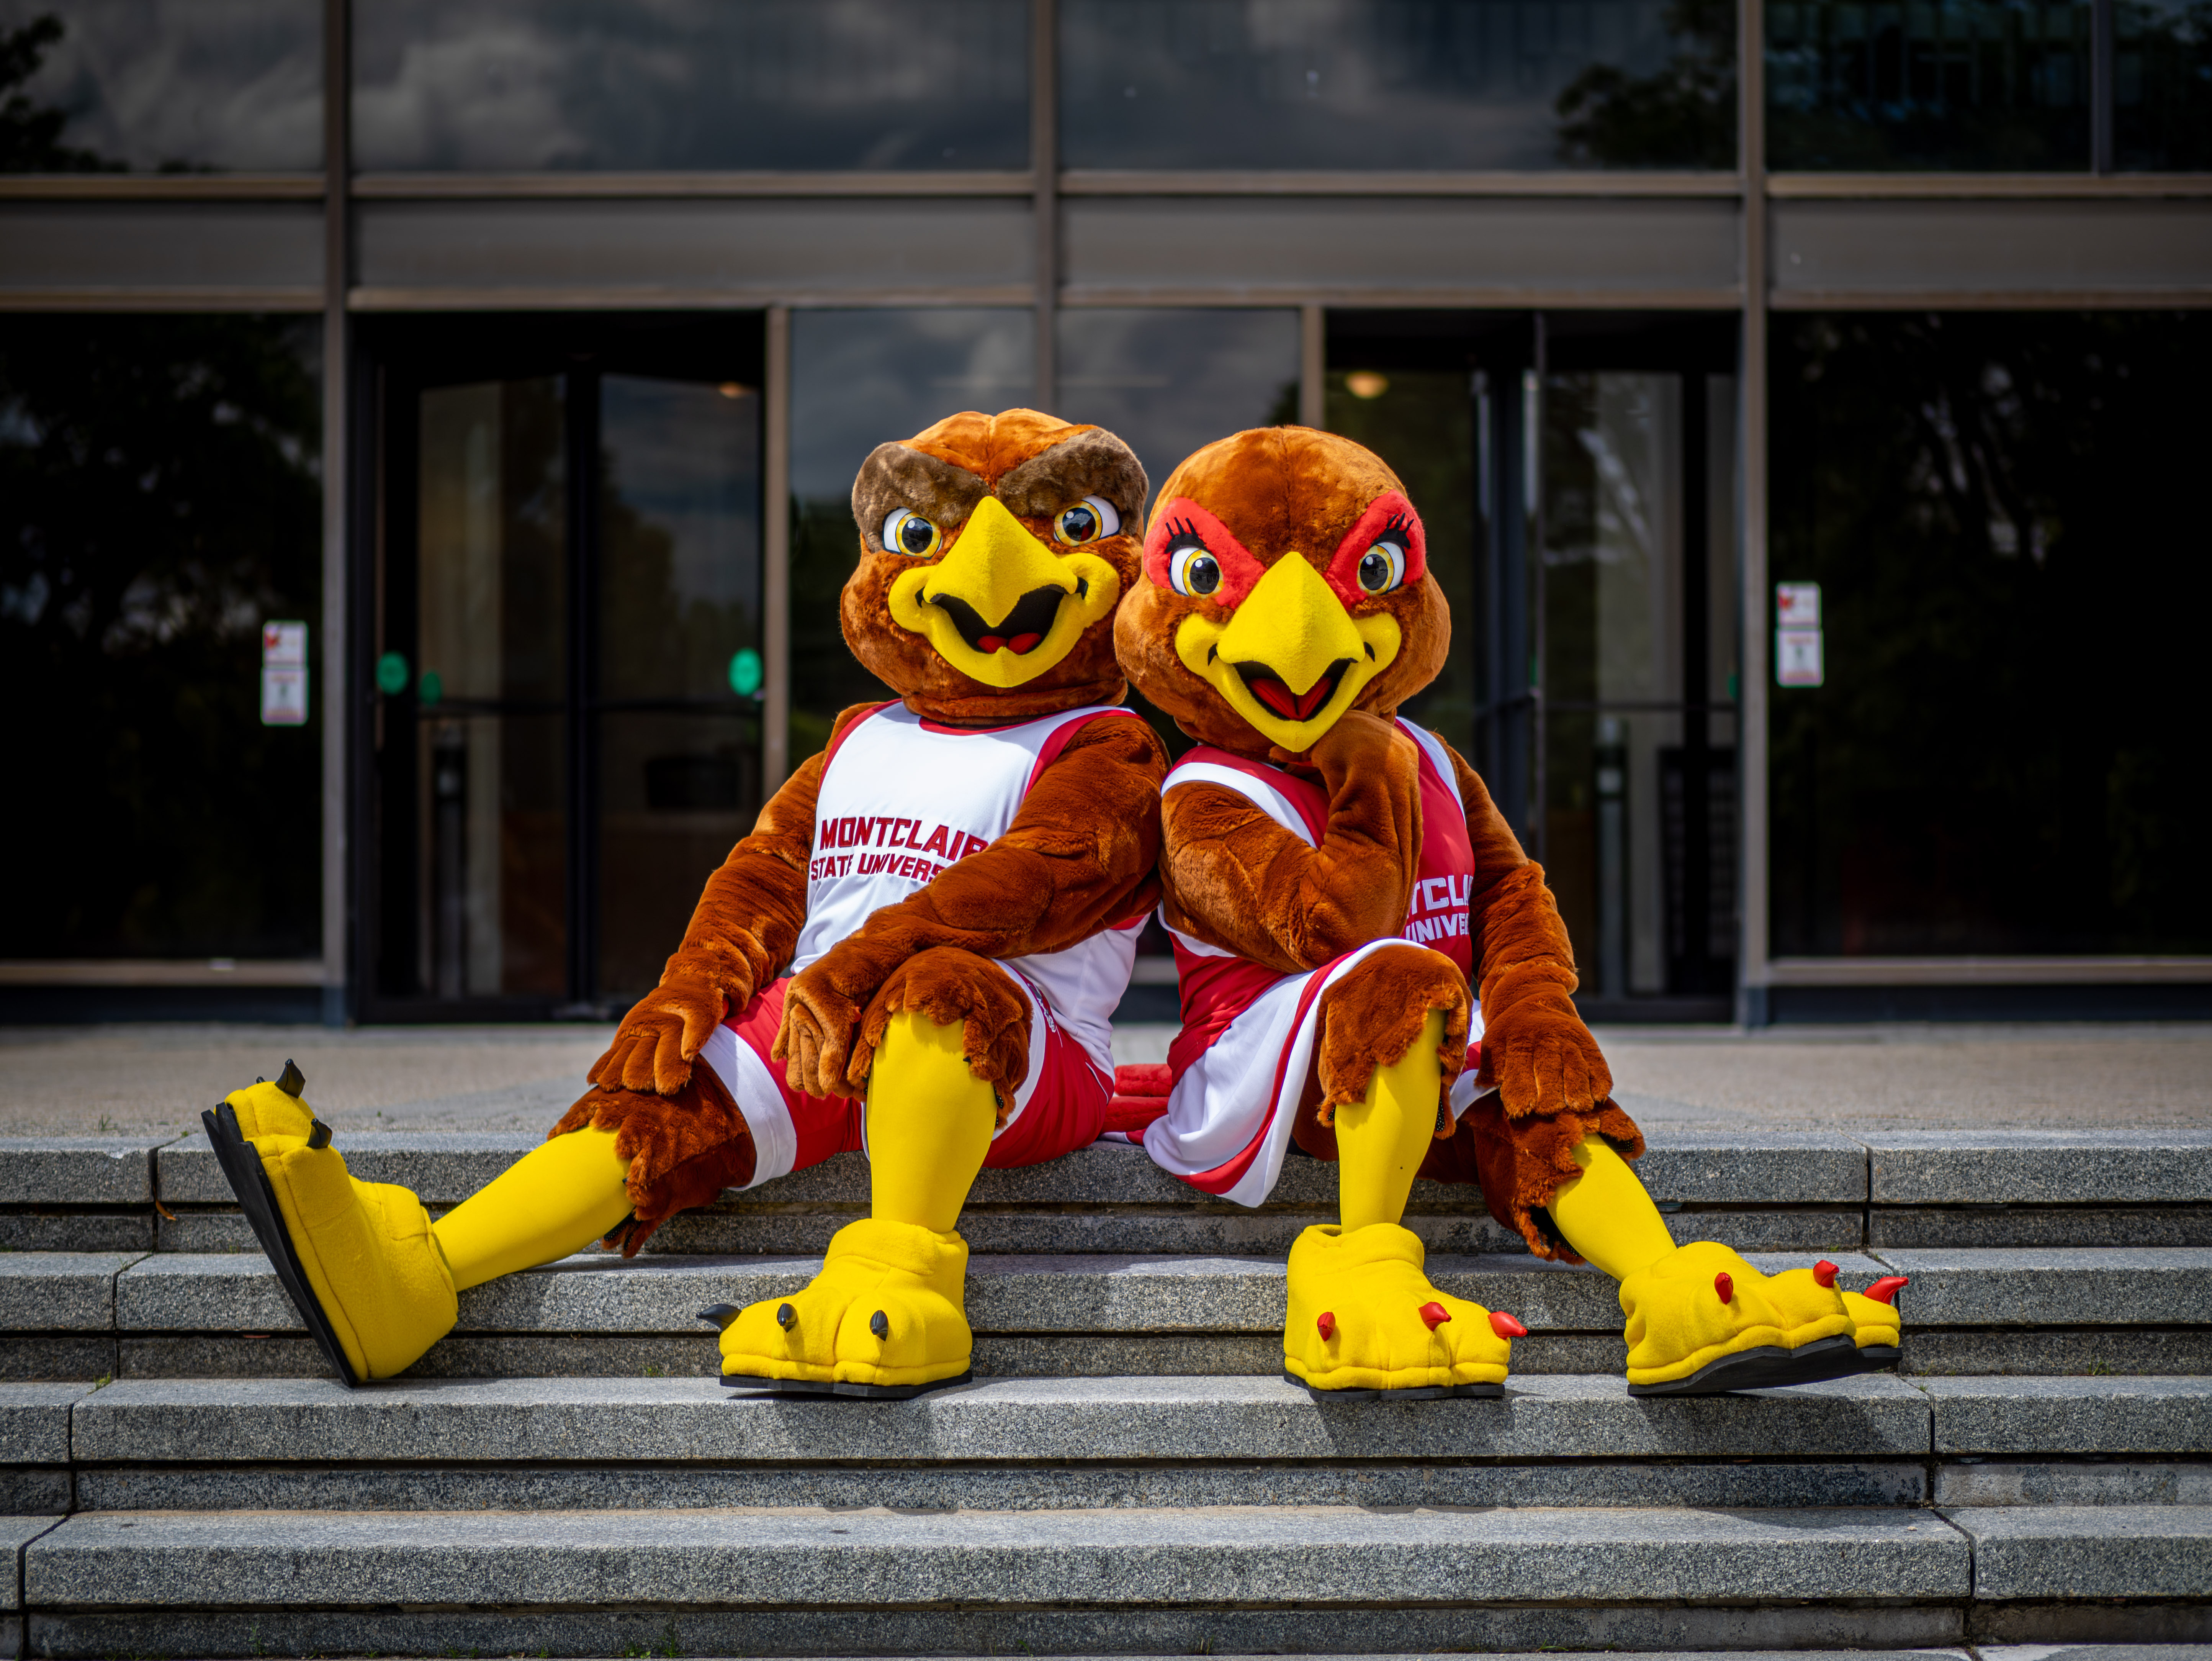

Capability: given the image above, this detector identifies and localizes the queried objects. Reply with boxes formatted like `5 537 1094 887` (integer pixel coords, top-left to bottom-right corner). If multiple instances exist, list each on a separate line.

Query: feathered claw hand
587 960 736 1096
1481 988 1613 1119
773 943 890 1101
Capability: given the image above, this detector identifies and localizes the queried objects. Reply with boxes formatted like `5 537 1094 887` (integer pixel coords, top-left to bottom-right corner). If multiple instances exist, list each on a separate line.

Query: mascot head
844 408 1148 723
1113 426 1449 758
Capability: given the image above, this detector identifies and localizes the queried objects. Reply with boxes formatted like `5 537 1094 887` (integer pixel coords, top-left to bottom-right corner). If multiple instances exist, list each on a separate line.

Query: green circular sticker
375 650 409 696
728 647 764 698
418 669 443 706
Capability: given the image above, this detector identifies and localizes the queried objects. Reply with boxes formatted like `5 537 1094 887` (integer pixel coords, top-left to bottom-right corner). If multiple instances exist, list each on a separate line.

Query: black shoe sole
720 1368 975 1401
1857 1343 1902 1369
1627 1332 1868 1397
201 1102 362 1389
1282 1371 1505 1402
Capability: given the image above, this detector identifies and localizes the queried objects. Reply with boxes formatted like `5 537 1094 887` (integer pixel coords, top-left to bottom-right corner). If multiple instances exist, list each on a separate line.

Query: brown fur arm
588 703 868 1096
1158 709 1423 973
776 713 1168 1098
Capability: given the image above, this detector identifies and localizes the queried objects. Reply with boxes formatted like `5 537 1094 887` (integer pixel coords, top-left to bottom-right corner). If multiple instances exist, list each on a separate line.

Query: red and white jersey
1141 718 1487 1206
1161 718 1481 1083
789 701 1145 1074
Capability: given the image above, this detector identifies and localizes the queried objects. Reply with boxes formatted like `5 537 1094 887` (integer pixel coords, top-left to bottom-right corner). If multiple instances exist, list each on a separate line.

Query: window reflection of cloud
352 0 1027 172
0 0 321 171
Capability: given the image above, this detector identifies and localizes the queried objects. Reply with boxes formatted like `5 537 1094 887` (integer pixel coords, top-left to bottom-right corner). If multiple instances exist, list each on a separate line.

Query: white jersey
788 701 1144 1073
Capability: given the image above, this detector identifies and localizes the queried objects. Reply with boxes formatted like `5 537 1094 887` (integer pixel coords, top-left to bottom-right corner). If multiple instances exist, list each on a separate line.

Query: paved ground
2 1019 2207 1138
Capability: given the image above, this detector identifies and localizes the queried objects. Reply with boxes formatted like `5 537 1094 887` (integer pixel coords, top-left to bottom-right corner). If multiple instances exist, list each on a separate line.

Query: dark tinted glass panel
1324 370 1479 759
1767 0 2091 169
0 1 320 172
2115 0 2212 169
1062 0 1735 170
354 0 1027 171
598 375 763 998
1541 369 1738 998
1770 313 2212 957
788 310 1034 761
0 315 322 958
413 379 567 997
1054 310 1301 498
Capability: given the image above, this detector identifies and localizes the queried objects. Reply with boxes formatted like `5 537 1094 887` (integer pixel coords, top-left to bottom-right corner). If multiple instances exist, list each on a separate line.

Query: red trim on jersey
1169 746 1330 844
1024 706 1140 794
822 701 899 771
1174 952 1341 1196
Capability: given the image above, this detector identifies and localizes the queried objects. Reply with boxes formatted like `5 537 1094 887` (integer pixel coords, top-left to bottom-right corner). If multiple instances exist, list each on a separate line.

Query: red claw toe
1813 1259 1839 1288
1489 1310 1528 1340
1865 1275 1909 1306
1715 1271 1734 1304
1317 1311 1336 1341
1418 1302 1451 1331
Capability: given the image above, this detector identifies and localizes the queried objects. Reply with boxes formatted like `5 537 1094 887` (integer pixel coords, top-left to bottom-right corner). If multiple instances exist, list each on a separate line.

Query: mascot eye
1052 495 1121 545
1358 539 1408 594
1167 540 1222 598
881 508 942 558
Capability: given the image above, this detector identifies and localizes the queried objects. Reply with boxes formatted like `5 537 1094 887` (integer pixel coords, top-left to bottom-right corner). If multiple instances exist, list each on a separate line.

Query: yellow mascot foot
713 1217 973 1400
1621 1240 1862 1396
1839 1265 1908 1368
1282 1223 1520 1399
203 1069 458 1386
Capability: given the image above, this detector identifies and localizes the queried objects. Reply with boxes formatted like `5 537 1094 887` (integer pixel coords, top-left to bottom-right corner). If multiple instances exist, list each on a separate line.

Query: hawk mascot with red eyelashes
1114 426 1905 1397
201 409 1165 1399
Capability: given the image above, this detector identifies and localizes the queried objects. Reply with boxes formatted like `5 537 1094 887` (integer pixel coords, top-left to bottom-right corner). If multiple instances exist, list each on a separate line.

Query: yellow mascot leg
1550 1137 1868 1395
206 1060 635 1384
717 1009 988 1397
1284 1012 1519 1398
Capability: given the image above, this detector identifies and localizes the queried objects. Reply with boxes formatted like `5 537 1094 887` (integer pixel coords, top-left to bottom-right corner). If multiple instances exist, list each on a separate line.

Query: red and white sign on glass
261 620 309 726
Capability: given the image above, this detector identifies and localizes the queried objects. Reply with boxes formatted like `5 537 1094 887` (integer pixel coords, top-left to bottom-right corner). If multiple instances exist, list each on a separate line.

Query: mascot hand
774 942 893 1100
589 960 734 1096
1482 987 1613 1119
1281 707 1418 790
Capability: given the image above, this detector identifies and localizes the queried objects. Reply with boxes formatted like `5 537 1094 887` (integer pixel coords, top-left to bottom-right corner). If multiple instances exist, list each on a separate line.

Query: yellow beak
1173 552 1401 752
887 495 1119 687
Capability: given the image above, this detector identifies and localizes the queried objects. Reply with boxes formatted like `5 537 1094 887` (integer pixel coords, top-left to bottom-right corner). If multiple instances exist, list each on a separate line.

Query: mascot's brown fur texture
554 409 1166 1251
1116 426 1638 1259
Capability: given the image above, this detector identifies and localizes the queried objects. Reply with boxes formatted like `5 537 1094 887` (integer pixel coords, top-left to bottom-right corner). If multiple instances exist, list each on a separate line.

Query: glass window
1061 0 1736 171
598 375 764 998
353 0 1028 172
413 379 568 998
1767 0 2092 170
0 2 321 173
0 315 323 959
2114 0 2212 170
1770 312 2212 957
788 309 1035 762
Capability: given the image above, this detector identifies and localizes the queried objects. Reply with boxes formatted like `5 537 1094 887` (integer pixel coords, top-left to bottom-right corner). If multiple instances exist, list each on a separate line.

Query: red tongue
978 635 1004 652
1252 675 1333 720
977 632 1045 655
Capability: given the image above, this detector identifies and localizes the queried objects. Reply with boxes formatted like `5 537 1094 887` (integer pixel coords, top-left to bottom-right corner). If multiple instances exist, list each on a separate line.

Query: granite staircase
0 1117 2208 1656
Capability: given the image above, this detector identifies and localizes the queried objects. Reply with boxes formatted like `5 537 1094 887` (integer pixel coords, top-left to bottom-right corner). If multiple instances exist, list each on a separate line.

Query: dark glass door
361 316 766 1019
1325 311 1740 1021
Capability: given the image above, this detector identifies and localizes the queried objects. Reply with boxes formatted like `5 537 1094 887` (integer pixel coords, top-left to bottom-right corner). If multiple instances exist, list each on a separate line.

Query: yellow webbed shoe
1283 1222 1518 1399
1620 1240 1861 1396
715 1216 973 1400
204 1081 458 1386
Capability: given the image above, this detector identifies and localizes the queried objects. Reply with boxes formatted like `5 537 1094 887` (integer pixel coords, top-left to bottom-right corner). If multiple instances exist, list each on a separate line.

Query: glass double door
1327 312 1739 1018
365 317 765 1017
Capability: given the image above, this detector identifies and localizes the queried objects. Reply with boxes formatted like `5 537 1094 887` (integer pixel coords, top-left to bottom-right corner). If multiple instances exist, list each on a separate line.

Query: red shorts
694 966 1113 1188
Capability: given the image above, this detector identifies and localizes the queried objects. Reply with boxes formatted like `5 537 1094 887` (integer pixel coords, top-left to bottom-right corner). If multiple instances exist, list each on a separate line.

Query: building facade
3 0 2207 1025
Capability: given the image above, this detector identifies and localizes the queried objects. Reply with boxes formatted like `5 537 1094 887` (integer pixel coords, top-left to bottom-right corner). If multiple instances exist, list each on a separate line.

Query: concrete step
8 1245 2212 1381
22 1504 2212 1654
10 1128 2212 1255
51 1373 2210 1516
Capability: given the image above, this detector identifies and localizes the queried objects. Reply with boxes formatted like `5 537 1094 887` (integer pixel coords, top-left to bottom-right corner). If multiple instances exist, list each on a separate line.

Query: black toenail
870 1310 889 1339
697 1304 739 1330
776 1303 796 1330
306 1119 332 1150
278 1060 306 1096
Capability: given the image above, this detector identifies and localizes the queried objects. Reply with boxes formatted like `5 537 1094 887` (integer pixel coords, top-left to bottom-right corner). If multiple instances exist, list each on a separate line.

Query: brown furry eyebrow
995 428 1149 524
850 442 990 551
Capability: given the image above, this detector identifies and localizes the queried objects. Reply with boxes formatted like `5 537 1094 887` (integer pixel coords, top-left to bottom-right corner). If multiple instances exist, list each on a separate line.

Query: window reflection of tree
1554 0 1735 167
0 316 323 959
0 14 121 172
